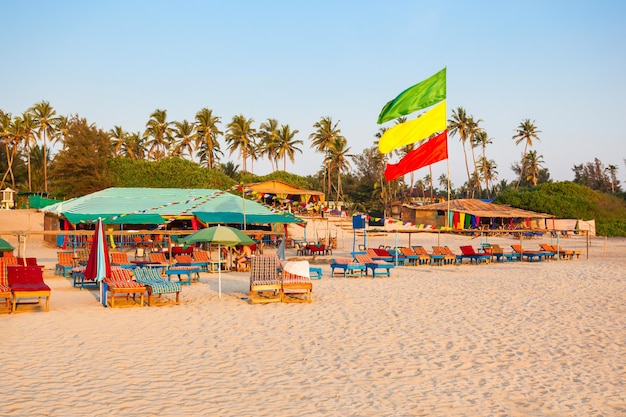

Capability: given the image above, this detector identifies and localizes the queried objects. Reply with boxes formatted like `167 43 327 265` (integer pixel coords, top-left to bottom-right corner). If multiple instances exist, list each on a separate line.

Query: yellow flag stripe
378 100 446 154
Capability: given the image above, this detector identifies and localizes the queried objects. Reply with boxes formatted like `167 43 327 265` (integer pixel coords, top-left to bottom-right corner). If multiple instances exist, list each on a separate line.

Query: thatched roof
405 199 553 219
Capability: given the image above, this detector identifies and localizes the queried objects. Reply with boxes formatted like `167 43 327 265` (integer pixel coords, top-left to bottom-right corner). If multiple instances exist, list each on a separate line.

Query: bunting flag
378 100 446 154
384 131 448 181
377 67 446 124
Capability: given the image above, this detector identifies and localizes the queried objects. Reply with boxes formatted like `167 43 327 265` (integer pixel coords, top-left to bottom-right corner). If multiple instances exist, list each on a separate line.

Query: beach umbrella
84 218 111 307
181 225 255 298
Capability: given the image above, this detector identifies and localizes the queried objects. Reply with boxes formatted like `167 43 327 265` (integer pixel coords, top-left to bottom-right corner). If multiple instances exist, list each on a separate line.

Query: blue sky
2 1 625 187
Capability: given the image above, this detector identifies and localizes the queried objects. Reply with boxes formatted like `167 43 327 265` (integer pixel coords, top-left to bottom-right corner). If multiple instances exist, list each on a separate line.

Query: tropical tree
144 109 173 160
30 100 58 193
109 125 127 156
259 118 280 171
123 132 147 160
225 114 256 173
512 119 541 189
325 137 352 206
20 112 37 191
448 107 473 197
477 156 498 197
1 115 24 188
474 130 493 195
171 119 196 159
194 108 222 169
218 161 240 181
606 164 618 193
275 124 302 171
522 150 544 186
309 116 344 196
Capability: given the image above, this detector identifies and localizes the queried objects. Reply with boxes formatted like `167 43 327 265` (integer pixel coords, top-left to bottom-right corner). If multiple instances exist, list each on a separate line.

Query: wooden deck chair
55 251 75 277
353 253 394 278
149 252 169 266
366 248 393 262
132 267 181 306
103 267 146 307
330 257 366 277
432 246 457 265
110 252 133 268
7 265 51 312
0 259 12 313
399 247 420 266
511 244 551 262
410 246 433 265
281 261 313 303
249 255 282 304
192 250 219 272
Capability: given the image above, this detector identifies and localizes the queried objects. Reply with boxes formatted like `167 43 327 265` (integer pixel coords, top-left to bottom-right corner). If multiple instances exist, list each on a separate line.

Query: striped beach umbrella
84 218 111 306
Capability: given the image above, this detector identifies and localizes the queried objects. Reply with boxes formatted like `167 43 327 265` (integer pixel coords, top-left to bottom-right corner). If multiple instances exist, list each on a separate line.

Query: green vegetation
109 158 236 191
496 182 626 236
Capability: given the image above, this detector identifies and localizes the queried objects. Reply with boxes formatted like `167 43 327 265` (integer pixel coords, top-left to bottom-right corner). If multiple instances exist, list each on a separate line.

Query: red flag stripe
384 130 448 181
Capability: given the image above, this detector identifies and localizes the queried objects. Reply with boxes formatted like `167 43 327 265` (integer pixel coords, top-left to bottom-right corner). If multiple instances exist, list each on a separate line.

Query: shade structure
83 218 111 306
0 237 14 252
181 226 255 298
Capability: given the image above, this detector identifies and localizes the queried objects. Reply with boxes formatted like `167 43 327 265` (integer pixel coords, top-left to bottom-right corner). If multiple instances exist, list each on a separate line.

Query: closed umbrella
84 218 111 307
181 225 255 298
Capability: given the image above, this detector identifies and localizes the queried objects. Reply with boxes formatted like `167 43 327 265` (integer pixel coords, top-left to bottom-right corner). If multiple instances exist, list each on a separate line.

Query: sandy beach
1 210 625 416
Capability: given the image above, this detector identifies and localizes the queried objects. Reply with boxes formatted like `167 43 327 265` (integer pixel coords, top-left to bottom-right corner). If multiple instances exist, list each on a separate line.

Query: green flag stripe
377 67 446 124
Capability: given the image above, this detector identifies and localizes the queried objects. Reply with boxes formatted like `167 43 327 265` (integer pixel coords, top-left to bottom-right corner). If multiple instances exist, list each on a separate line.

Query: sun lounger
432 246 457 265
385 248 408 266
485 244 519 262
8 265 51 312
281 260 313 303
132 267 181 306
457 245 491 264
366 248 394 262
110 252 134 269
540 244 581 260
0 259 13 313
511 245 552 262
249 255 282 304
55 251 75 277
397 247 419 266
411 246 434 265
103 267 146 307
353 253 394 278
330 257 366 277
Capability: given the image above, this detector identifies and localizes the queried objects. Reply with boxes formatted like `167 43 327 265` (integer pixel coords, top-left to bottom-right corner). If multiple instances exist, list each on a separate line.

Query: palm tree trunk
462 141 471 197
516 143 529 189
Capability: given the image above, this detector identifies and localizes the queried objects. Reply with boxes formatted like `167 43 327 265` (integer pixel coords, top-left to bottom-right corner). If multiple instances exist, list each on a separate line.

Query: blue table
166 266 201 285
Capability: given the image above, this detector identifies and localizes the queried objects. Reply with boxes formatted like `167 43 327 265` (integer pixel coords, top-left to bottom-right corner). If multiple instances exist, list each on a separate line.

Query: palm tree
171 119 196 159
259 118 280 171
474 130 493 195
467 116 484 196
605 164 618 193
30 100 58 193
275 124 302 171
522 150 544 186
324 137 352 207
20 112 37 191
1 115 24 188
448 107 473 196
477 157 498 197
309 116 344 196
144 109 173 160
194 108 222 169
219 161 240 180
512 119 541 189
123 132 147 159
225 114 256 173
109 125 127 156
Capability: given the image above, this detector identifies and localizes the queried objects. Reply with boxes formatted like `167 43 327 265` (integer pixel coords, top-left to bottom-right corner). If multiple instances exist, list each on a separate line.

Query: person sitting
235 245 253 271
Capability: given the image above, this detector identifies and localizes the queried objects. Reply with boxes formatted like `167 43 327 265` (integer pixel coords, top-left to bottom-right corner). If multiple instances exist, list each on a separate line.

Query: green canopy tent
0 237 14 253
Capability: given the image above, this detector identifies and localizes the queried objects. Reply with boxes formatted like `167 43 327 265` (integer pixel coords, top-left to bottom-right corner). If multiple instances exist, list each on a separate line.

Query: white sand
1 210 625 416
